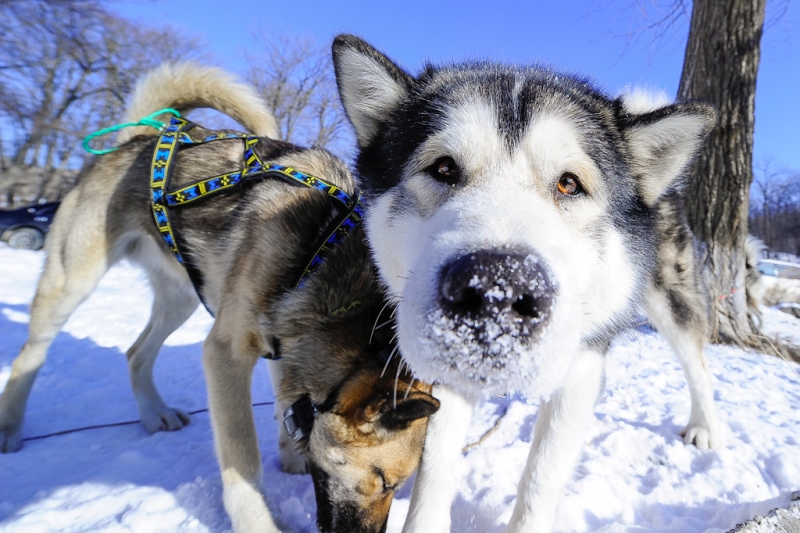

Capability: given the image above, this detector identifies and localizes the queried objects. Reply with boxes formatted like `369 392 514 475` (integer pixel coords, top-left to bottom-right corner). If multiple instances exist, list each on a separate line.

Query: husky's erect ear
621 102 716 206
332 34 413 147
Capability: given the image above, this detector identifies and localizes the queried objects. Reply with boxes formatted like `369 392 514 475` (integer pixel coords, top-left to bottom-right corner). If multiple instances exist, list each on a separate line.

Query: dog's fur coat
332 35 722 532
0 62 439 533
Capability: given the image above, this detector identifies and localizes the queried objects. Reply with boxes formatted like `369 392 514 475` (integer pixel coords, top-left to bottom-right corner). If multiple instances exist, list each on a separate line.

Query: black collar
282 344 394 442
283 388 340 442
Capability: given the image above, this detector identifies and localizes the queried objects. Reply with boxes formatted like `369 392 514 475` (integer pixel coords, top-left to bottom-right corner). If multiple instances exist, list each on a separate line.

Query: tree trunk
678 0 766 346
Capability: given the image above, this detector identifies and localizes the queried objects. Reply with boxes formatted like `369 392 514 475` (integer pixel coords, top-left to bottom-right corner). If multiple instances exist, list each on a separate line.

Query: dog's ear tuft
379 391 440 432
332 34 413 147
621 102 716 206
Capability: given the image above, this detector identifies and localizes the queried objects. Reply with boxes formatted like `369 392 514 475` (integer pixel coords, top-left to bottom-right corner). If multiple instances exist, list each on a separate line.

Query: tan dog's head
270 237 440 533
303 368 438 533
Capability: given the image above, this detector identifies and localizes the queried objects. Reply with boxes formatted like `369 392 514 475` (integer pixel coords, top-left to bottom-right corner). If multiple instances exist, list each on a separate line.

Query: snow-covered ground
0 243 798 533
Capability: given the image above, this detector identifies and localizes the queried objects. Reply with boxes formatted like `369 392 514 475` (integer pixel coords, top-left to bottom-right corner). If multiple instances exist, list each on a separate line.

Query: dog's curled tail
745 235 766 273
117 62 279 144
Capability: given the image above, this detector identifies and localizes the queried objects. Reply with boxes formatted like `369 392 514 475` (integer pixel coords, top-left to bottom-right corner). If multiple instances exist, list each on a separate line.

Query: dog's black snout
439 250 554 328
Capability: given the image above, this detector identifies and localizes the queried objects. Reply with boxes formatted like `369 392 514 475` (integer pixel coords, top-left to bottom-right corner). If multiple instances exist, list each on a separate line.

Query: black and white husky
333 35 723 532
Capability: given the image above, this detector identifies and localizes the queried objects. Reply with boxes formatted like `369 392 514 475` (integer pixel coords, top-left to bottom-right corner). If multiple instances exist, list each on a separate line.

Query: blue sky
111 0 799 170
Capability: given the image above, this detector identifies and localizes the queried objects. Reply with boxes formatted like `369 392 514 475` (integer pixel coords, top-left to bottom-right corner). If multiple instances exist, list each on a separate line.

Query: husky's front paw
0 426 23 453
140 406 191 433
681 419 723 450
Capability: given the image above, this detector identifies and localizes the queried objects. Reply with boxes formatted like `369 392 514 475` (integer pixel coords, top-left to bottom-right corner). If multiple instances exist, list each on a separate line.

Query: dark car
0 202 60 250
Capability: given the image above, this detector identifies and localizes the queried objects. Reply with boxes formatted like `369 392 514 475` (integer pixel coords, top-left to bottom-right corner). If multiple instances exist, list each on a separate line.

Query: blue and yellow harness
84 110 363 298
145 116 363 313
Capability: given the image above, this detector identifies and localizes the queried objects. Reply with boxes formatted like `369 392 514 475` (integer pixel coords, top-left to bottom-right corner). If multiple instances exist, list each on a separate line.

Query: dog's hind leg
0 193 109 452
265 358 308 474
504 348 605 533
126 247 199 433
645 281 722 449
646 195 722 450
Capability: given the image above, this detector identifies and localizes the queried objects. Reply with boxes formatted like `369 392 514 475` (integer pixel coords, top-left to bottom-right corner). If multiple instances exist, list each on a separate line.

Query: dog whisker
375 319 393 330
404 378 415 400
381 345 400 378
370 300 393 344
380 352 393 378
393 360 403 409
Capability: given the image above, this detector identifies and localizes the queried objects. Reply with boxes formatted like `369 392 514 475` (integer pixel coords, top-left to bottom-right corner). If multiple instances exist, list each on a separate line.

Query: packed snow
0 243 798 533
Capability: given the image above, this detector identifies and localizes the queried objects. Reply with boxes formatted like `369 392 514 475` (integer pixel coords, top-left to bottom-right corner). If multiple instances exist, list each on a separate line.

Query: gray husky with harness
0 63 439 533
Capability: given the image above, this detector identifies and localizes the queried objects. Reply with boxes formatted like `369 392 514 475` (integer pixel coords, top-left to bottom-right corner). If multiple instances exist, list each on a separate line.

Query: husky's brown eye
428 156 459 186
557 173 583 196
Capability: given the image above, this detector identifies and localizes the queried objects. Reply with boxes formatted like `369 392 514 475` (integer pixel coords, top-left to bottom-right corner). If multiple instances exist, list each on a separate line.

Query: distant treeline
748 162 800 257
0 0 350 208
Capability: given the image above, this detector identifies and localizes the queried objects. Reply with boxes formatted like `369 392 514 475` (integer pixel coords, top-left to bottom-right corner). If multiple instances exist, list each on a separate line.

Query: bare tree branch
244 32 353 156
0 0 206 205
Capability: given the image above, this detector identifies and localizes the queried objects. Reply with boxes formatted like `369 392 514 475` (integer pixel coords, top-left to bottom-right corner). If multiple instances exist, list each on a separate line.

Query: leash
82 108 181 155
21 401 275 443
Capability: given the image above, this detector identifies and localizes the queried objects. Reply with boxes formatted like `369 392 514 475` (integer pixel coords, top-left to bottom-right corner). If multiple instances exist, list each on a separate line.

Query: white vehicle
758 258 800 280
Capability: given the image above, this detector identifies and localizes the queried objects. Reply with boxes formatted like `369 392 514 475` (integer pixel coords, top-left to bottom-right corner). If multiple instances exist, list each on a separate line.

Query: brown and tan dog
0 62 438 533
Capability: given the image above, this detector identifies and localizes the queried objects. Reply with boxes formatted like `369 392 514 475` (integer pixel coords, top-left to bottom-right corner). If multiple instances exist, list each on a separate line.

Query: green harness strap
82 108 182 155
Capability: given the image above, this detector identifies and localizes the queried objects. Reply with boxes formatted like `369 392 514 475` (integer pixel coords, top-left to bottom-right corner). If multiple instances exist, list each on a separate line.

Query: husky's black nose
439 251 554 331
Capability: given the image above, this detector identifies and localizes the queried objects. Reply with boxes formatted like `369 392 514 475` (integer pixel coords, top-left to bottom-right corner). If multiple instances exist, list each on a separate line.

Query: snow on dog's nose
439 251 554 330
439 250 555 343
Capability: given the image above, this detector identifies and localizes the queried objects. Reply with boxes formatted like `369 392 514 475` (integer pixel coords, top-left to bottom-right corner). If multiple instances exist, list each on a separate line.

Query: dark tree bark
678 0 766 346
